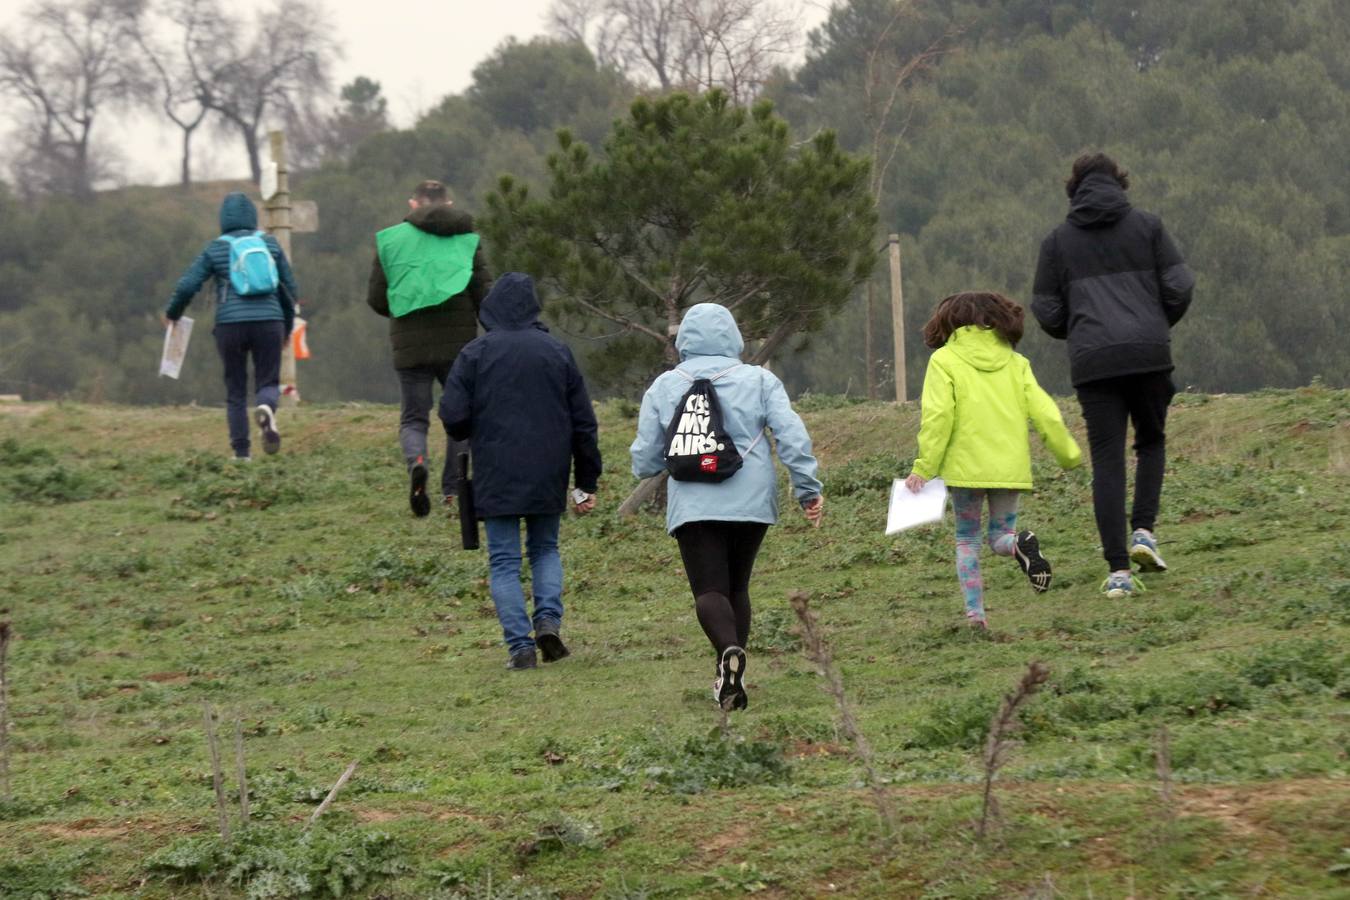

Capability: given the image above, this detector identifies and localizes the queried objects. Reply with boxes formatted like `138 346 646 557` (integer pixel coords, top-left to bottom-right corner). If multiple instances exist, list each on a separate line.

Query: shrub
146 825 407 899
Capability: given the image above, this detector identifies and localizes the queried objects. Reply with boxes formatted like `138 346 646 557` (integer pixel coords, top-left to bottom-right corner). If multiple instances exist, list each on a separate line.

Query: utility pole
864 282 876 399
888 234 906 402
265 130 298 406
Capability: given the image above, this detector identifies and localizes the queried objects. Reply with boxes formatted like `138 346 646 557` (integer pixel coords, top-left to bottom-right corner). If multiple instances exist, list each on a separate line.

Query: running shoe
254 404 281 455
1129 529 1168 572
712 646 748 711
409 457 431 518
1013 530 1053 593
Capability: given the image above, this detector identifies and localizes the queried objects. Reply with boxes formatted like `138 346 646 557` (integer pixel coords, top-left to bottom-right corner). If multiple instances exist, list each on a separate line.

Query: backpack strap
672 363 742 382
672 364 768 454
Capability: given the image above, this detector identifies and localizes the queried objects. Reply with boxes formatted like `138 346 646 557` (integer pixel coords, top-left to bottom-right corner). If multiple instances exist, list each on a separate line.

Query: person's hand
905 473 926 493
803 495 824 527
161 315 174 329
573 490 596 515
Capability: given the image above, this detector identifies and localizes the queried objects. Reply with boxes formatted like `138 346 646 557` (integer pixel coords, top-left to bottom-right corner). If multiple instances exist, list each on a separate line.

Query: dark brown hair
922 291 1025 349
412 179 449 204
1065 152 1129 199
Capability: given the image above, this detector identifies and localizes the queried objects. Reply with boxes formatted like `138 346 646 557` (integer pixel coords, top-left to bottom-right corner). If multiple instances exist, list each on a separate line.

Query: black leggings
1076 371 1175 571
674 520 769 657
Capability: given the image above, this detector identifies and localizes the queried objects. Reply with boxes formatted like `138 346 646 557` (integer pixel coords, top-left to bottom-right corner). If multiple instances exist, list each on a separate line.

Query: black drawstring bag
663 366 760 482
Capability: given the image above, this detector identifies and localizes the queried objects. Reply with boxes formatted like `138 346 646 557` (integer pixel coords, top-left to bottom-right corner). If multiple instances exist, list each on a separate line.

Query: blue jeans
484 515 564 655
214 320 283 456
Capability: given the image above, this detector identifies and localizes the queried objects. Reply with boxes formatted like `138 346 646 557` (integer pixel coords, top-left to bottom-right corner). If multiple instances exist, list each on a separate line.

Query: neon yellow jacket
912 326 1081 489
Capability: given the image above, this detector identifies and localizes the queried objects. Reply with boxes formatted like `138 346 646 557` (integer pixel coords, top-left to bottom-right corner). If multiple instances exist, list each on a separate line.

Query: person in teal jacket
631 303 823 711
905 291 1082 630
164 192 298 460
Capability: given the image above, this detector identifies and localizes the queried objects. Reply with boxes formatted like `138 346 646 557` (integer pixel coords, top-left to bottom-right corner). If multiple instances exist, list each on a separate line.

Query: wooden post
266 130 298 407
864 282 876 399
888 234 906 402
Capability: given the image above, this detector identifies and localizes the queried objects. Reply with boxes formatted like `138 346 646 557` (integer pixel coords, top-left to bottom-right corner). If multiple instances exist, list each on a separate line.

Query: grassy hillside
0 388 1347 899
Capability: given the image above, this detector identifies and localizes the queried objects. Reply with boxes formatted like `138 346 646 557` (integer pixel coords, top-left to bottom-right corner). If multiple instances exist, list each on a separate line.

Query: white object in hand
885 476 946 535
159 316 194 379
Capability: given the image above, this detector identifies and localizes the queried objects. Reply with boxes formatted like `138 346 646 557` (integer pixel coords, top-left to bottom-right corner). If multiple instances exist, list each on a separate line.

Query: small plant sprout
978 660 1051 840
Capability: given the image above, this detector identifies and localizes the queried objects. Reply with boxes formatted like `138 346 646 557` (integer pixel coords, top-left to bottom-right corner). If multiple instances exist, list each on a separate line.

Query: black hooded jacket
1031 173 1195 386
367 203 491 370
438 273 602 518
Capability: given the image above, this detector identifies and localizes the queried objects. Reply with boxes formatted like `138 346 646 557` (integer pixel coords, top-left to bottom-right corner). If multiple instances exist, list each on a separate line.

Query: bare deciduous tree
132 0 223 186
548 0 801 105
182 0 338 183
0 0 148 195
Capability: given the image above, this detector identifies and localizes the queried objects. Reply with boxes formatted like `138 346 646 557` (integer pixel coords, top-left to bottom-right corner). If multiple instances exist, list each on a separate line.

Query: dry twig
233 717 250 823
1155 725 1175 825
202 705 231 842
0 621 11 801
306 760 358 828
978 661 1051 840
788 590 897 841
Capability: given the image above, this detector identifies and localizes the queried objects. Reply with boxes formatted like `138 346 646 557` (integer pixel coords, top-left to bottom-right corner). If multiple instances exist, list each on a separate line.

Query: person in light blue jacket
631 303 824 712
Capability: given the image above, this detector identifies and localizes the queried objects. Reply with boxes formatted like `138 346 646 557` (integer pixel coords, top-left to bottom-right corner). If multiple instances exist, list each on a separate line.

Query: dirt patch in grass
1175 778 1346 840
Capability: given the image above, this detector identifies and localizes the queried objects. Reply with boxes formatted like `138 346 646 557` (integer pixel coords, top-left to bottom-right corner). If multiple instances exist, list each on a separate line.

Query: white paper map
159 316 194 379
886 477 947 534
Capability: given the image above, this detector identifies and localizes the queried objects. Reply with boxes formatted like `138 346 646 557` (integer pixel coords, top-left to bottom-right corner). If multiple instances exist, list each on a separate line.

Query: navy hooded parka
438 273 602 518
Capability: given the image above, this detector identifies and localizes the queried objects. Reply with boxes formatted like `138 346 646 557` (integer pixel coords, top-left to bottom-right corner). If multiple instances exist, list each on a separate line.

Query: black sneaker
535 620 570 662
254 405 281 455
713 646 748 711
409 458 431 518
1014 530 1052 593
506 648 537 670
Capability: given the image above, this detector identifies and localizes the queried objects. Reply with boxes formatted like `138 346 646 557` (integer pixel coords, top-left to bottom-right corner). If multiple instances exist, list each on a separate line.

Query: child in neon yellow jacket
905 292 1082 629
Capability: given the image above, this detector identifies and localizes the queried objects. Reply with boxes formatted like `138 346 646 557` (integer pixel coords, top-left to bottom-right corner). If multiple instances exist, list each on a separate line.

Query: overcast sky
0 0 830 186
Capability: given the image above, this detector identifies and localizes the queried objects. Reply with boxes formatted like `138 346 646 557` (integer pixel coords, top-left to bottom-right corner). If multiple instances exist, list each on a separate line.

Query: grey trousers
397 363 467 498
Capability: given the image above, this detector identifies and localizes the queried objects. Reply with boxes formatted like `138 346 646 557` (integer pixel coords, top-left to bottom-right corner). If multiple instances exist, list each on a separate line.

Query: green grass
0 387 1347 898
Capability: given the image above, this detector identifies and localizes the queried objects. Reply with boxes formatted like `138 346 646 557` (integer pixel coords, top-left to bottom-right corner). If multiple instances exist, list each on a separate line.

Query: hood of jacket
944 325 1014 372
407 202 475 236
675 303 744 361
479 272 541 332
1067 172 1132 228
219 192 258 232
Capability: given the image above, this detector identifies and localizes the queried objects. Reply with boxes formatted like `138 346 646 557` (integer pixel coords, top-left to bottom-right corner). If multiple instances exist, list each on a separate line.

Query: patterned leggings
950 488 1021 617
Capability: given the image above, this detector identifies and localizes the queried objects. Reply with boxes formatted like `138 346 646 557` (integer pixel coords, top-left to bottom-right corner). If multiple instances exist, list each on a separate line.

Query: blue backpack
221 231 279 297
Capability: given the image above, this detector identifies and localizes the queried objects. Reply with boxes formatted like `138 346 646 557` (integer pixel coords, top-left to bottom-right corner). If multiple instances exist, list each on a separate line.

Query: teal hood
676 303 744 361
220 192 258 232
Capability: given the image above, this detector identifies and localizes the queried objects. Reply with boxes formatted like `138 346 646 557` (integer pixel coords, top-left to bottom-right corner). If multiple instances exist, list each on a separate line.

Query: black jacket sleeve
467 244 491 316
1154 222 1195 327
1031 232 1069 340
564 348 602 493
366 250 391 318
439 343 477 442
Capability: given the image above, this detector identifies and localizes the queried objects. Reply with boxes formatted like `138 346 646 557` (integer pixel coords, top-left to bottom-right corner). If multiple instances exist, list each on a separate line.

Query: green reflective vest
375 223 480 318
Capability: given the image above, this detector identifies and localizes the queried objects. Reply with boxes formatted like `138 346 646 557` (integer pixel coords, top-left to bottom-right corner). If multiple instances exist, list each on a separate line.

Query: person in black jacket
368 180 491 517
1031 153 1195 599
439 273 602 670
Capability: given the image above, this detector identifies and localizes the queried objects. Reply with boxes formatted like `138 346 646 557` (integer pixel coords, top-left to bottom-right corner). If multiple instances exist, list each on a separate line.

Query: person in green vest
367 180 491 516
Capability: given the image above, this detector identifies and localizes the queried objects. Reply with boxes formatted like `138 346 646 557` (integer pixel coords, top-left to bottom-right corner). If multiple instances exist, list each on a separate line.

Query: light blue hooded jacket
630 303 822 534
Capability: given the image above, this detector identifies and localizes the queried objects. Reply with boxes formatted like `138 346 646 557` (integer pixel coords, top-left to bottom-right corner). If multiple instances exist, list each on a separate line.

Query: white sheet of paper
159 316 194 379
886 477 947 534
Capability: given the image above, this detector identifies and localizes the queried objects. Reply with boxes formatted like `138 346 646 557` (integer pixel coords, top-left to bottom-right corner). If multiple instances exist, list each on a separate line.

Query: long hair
922 291 1025 349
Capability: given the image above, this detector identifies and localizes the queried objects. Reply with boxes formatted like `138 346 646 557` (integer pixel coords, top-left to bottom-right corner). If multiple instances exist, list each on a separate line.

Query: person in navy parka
439 273 602 670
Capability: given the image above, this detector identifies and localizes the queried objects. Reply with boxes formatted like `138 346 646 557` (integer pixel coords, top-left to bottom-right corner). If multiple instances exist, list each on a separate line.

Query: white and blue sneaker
1129 529 1168 572
1101 571 1143 599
